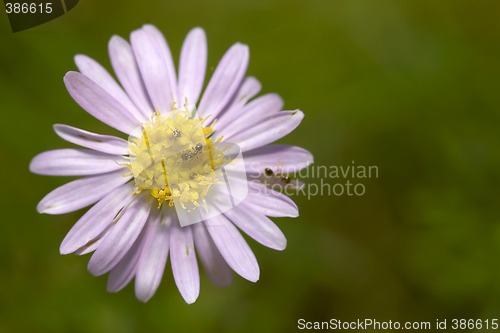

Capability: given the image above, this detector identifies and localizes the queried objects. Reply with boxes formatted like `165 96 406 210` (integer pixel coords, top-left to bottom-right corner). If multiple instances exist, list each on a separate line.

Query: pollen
128 108 223 210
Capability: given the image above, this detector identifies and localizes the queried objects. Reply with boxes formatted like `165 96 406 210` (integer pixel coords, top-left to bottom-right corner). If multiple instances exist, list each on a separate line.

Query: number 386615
5 2 53 14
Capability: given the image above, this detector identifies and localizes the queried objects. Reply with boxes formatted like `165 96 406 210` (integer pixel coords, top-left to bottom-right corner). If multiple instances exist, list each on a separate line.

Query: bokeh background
1 0 500 332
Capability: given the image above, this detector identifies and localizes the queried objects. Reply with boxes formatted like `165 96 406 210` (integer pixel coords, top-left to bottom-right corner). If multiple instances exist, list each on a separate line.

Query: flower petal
64 71 139 134
108 35 153 117
205 214 259 282
88 194 151 276
36 170 130 215
178 27 207 107
224 201 287 251
192 223 233 287
170 221 200 304
219 93 283 139
59 183 135 254
75 237 104 255
197 43 249 122
135 210 171 303
53 124 129 155
74 54 147 123
131 25 177 112
245 181 299 218
226 110 304 152
244 144 314 174
107 228 145 293
30 149 127 176
215 76 262 131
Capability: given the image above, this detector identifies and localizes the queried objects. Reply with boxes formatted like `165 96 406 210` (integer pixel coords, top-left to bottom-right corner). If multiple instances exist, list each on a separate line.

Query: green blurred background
1 0 500 332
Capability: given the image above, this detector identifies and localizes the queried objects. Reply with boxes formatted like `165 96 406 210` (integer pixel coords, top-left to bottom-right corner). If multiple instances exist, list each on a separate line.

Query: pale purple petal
226 110 304 152
36 170 131 215
205 214 259 282
74 54 147 123
239 76 262 100
64 71 139 134
197 43 249 122
88 194 151 276
215 76 262 130
53 124 129 155
192 223 233 287
60 183 135 254
107 227 146 292
178 27 207 106
224 202 287 251
170 221 200 304
30 149 127 176
290 178 305 190
135 210 171 303
75 237 104 255
245 181 299 218
219 93 284 139
108 35 153 117
131 25 177 112
143 24 178 85
244 144 314 174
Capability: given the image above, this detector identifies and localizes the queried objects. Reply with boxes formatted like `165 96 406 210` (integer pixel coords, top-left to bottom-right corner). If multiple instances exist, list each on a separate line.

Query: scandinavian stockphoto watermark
128 106 377 226
248 161 379 199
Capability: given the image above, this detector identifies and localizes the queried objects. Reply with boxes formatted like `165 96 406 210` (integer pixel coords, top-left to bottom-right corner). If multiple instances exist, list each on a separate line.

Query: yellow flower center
128 108 223 210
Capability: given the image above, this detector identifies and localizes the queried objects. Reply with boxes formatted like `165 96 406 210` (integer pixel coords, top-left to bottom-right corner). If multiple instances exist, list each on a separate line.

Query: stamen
128 109 223 209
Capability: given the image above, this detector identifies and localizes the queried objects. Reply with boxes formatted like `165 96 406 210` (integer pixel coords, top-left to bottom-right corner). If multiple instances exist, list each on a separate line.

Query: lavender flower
30 25 313 303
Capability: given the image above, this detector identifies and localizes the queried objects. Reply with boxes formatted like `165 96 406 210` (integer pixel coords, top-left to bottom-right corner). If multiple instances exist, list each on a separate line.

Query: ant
181 143 203 160
264 167 291 184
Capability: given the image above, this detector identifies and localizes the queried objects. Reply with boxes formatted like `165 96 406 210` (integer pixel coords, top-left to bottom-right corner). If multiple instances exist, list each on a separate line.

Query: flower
30 24 313 303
